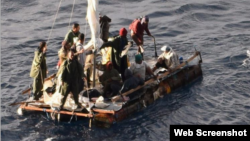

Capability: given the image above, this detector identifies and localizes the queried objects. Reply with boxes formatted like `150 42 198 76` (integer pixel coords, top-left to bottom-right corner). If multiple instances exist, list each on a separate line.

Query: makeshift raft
16 51 203 127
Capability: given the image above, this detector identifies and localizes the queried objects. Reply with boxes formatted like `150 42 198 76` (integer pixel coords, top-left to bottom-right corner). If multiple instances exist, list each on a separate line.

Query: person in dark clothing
99 15 111 42
120 68 144 100
30 41 48 100
99 61 122 98
60 48 84 109
99 28 132 82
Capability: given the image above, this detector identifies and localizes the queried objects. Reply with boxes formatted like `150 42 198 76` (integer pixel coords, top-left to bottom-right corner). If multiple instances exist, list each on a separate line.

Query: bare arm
74 49 84 56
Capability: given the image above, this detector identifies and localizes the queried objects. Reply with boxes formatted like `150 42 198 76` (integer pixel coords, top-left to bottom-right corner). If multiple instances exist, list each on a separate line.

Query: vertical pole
152 36 158 57
93 49 96 87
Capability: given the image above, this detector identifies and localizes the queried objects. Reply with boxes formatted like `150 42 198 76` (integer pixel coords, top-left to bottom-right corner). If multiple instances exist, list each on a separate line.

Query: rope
47 0 63 46
43 108 50 119
68 0 76 29
89 110 93 129
89 118 92 129
75 114 78 121
52 107 60 116
68 110 75 123
51 107 60 121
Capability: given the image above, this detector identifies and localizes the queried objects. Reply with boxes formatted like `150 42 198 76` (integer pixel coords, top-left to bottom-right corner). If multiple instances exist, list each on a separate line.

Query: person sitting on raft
130 54 157 81
152 45 180 73
119 68 144 101
99 61 122 98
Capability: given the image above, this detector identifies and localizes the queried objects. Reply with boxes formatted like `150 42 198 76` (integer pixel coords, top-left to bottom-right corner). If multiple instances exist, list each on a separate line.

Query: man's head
72 23 80 33
119 28 127 37
141 15 149 24
78 33 85 43
135 54 143 64
39 41 47 52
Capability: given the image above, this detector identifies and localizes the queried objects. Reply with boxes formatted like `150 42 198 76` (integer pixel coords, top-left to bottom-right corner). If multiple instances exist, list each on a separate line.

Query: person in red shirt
129 15 152 59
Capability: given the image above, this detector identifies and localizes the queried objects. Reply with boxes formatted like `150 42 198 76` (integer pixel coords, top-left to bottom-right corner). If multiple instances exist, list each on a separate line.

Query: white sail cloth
84 0 102 50
84 0 103 82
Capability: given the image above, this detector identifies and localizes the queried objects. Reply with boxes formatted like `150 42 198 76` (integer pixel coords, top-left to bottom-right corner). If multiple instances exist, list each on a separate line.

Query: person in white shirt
130 54 156 81
152 45 180 72
74 33 103 86
75 33 86 67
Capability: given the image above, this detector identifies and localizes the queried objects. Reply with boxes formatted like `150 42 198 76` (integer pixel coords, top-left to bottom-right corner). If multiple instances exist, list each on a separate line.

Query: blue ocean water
1 0 250 140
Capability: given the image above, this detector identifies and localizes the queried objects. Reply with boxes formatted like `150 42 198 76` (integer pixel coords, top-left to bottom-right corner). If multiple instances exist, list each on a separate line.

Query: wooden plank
22 106 93 118
92 108 115 115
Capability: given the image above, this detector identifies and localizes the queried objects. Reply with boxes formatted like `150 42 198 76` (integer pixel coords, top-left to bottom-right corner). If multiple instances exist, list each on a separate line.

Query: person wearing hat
30 41 48 100
130 54 156 81
152 45 180 72
129 15 152 59
99 27 132 82
60 48 85 110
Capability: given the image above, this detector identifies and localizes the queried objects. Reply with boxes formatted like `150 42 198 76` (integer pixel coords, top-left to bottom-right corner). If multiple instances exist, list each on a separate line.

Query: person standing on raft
129 15 152 59
60 48 84 109
30 41 48 100
99 28 132 82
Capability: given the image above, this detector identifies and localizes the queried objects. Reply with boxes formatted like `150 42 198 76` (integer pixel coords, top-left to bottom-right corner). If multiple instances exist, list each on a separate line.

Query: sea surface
1 0 250 141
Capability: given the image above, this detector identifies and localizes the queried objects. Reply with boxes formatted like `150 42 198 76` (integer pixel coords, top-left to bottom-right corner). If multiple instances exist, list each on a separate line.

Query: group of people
30 23 88 109
30 14 181 109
